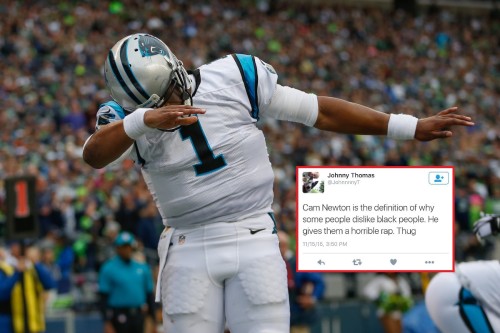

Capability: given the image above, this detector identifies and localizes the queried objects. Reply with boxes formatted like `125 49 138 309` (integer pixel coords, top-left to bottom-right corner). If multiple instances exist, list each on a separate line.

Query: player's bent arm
84 105 205 169
83 121 134 169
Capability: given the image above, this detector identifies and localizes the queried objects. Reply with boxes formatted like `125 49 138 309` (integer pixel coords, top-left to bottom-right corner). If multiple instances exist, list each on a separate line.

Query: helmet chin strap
137 94 161 109
182 90 193 106
175 65 192 106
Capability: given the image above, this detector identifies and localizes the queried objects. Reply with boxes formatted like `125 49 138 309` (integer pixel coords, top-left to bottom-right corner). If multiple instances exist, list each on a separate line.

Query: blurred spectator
485 185 500 214
136 200 161 252
98 232 156 333
363 273 413 333
96 219 121 266
39 231 75 310
114 192 142 235
278 230 325 333
0 244 55 333
402 300 440 333
455 187 470 231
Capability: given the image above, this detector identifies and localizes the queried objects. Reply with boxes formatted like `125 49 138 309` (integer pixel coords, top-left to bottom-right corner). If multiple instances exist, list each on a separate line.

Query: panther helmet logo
138 35 171 60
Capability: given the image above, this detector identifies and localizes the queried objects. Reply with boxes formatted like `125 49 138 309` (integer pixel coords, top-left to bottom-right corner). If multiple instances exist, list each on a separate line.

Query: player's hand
144 105 206 131
414 107 474 141
473 214 500 240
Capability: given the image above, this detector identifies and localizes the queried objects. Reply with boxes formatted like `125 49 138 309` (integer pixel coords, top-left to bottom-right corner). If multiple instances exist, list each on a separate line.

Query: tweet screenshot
296 166 454 272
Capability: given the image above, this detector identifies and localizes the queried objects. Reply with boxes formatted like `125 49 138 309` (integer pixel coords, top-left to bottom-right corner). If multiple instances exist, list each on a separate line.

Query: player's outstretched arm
83 105 205 169
315 96 474 141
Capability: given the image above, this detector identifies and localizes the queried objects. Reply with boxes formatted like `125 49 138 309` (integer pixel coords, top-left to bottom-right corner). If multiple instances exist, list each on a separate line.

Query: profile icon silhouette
434 175 443 183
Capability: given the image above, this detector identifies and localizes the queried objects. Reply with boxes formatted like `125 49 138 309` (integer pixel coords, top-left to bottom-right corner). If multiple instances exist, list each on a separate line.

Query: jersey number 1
180 121 227 175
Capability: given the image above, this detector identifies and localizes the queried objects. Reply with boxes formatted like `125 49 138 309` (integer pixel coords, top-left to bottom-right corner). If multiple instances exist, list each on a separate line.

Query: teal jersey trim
232 54 259 120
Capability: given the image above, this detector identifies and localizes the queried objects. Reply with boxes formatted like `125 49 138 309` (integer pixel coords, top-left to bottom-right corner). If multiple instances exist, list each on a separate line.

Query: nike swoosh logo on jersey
249 228 266 235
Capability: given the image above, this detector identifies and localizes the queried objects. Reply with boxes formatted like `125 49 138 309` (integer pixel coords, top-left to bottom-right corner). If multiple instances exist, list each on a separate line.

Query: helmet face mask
104 33 192 113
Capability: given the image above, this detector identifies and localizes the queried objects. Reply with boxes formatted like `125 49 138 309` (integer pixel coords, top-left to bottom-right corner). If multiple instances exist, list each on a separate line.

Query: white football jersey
95 55 280 227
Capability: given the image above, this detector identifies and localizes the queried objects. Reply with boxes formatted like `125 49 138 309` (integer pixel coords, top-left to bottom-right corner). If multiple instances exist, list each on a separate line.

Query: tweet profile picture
302 171 324 193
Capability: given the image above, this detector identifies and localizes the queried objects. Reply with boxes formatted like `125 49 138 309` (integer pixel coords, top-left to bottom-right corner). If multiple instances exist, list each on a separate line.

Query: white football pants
157 213 290 333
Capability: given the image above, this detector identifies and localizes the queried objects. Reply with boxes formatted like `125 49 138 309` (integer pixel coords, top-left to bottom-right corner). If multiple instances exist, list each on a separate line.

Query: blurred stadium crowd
0 0 499 321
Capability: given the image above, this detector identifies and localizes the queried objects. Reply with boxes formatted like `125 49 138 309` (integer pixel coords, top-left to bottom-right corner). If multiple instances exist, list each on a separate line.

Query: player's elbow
314 108 340 132
314 97 344 132
82 148 108 169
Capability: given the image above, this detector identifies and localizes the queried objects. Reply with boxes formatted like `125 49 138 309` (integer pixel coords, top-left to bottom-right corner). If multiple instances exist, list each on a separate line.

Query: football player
426 214 500 332
83 33 474 333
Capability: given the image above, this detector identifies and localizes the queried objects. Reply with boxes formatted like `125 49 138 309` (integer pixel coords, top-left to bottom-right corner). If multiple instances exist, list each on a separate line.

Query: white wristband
387 114 418 140
123 108 154 140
